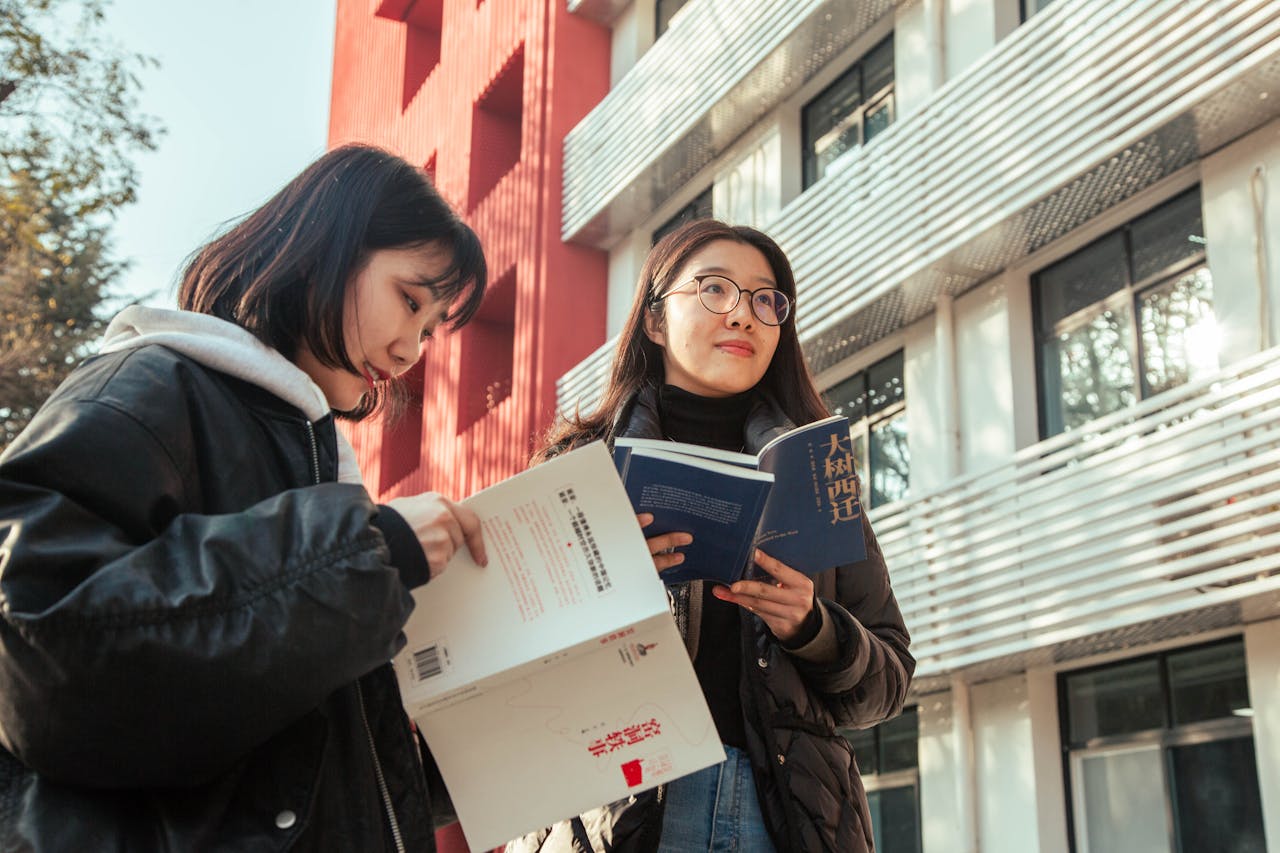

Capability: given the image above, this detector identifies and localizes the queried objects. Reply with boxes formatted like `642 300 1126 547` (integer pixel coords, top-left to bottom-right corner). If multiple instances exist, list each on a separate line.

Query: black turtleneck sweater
657 384 751 749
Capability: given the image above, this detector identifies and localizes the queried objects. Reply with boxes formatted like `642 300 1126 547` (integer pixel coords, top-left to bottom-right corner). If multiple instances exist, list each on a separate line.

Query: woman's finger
750 548 807 586
654 551 686 572
454 503 488 567
647 531 692 555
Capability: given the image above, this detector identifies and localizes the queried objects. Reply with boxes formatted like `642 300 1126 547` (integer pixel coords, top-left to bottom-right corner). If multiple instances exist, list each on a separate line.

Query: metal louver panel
561 0 898 246
881 345 1280 693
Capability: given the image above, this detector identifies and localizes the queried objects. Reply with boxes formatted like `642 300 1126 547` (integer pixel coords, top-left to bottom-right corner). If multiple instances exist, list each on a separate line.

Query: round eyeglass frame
650 274 793 326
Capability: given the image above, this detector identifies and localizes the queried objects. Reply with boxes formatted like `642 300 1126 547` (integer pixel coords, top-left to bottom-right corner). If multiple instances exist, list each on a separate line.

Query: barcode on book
410 640 449 683
558 486 612 594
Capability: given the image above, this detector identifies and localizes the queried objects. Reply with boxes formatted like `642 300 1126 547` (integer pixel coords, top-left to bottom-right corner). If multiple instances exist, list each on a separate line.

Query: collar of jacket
608 383 797 452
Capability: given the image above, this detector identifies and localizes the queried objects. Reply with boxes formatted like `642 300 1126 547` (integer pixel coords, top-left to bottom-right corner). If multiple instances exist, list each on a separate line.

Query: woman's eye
420 328 434 342
404 292 420 313
702 282 725 294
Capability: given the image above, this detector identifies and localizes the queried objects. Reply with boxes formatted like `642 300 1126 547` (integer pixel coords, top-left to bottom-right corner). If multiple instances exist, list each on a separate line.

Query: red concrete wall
329 3 610 850
330 0 610 504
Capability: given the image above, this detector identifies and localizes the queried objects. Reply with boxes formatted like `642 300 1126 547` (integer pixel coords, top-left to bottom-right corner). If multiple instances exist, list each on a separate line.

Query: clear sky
102 0 338 307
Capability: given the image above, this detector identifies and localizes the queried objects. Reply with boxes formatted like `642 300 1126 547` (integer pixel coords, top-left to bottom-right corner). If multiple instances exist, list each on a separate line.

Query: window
1032 187 1216 439
823 351 908 508
801 34 895 190
841 707 921 853
379 361 425 493
458 268 516 433
651 186 713 246
469 46 524 209
655 0 693 39
1021 0 1058 21
1060 639 1265 853
373 0 444 109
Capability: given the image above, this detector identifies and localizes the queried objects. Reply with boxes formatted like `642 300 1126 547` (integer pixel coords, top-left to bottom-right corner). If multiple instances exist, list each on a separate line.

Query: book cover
394 442 723 851
613 415 866 584
614 446 773 585
754 414 867 574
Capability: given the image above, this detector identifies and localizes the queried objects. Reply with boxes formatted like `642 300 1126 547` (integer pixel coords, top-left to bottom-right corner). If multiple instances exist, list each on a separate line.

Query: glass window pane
852 429 869 494
1139 267 1217 398
1041 302 1137 437
864 95 894 143
802 65 862 188
1077 747 1172 853
652 186 713 246
824 371 869 421
1066 658 1166 745
655 0 692 38
869 411 909 507
879 706 918 773
1024 0 1058 18
1169 737 1266 853
863 36 895 96
843 727 878 776
869 785 921 853
866 351 905 416
1034 233 1129 335
1130 189 1205 283
1166 640 1251 726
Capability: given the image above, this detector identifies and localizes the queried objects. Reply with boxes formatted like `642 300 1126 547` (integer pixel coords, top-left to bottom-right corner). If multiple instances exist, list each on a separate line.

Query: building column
1025 667 1069 853
1244 618 1280 850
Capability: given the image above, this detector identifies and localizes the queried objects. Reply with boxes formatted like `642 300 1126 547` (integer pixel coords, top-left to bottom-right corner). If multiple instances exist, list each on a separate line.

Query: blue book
613 415 866 585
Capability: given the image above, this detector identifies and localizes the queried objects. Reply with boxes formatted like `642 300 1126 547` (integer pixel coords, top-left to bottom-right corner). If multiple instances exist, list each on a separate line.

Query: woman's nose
391 331 424 374
725 295 754 328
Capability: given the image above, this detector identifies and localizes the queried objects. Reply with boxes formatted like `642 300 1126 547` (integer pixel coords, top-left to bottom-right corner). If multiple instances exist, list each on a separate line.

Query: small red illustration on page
621 759 643 787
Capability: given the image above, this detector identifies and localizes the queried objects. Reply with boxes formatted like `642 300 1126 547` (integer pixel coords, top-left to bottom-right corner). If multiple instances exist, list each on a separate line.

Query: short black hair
179 144 487 419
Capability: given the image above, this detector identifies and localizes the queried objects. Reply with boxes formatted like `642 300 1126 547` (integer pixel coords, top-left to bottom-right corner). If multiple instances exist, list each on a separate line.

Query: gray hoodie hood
100 305 364 485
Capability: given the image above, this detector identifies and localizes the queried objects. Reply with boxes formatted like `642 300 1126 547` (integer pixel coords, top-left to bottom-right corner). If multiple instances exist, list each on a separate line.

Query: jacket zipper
303 420 321 485
358 679 406 853
307 418 404 852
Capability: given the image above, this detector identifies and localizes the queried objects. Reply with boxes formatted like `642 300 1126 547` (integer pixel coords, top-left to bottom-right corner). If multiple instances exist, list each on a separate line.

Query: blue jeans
657 744 777 852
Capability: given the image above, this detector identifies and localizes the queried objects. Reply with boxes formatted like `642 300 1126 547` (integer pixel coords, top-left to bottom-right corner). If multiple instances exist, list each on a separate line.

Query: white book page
615 436 758 468
417 612 724 852
629 447 775 482
393 442 669 707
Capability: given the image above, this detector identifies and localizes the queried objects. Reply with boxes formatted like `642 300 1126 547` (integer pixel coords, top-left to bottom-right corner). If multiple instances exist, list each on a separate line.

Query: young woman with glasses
511 219 914 853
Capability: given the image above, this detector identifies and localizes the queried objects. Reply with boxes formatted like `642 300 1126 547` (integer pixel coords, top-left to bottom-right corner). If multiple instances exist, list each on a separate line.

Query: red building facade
329 0 610 502
329 3 610 849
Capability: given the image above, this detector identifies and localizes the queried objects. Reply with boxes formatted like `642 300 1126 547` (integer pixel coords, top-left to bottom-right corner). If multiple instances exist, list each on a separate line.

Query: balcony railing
556 0 1280 412
875 346 1280 688
782 0 1280 374
561 0 897 246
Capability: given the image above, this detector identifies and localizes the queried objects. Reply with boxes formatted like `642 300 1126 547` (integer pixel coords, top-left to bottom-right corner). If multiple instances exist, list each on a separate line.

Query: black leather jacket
0 345 444 852
511 386 915 853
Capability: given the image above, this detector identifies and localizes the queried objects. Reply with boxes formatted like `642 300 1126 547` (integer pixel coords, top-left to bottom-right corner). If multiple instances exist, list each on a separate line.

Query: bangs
432 225 487 328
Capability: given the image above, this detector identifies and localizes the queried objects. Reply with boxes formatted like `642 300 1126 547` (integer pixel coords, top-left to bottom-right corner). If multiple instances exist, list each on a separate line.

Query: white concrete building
555 0 1280 850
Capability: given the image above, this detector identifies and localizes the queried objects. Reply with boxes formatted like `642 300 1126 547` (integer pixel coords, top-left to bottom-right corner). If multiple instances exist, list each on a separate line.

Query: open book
392 442 724 852
612 414 866 585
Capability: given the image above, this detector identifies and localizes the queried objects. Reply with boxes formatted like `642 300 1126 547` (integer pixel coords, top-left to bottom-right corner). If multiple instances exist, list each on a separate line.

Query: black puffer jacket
511 386 915 853
0 345 446 852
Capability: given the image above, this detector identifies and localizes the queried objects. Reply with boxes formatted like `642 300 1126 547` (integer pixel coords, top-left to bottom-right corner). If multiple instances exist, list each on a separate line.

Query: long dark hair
179 144 486 420
535 219 828 462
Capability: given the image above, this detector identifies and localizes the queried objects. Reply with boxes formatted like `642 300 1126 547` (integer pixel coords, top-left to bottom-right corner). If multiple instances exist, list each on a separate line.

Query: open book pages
393 441 723 851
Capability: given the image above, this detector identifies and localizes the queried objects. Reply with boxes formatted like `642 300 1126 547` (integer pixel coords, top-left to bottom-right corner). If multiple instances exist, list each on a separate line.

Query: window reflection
1033 187 1214 439
824 350 908 508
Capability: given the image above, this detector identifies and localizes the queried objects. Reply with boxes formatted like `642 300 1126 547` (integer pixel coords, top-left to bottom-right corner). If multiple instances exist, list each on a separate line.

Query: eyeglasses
650 274 793 326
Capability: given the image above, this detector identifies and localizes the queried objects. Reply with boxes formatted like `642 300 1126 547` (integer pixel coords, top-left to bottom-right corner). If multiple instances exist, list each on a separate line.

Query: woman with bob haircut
513 219 914 853
0 144 489 852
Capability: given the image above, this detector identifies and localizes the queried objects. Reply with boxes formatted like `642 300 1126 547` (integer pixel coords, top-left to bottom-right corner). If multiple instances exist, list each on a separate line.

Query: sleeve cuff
782 599 839 664
374 505 430 590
